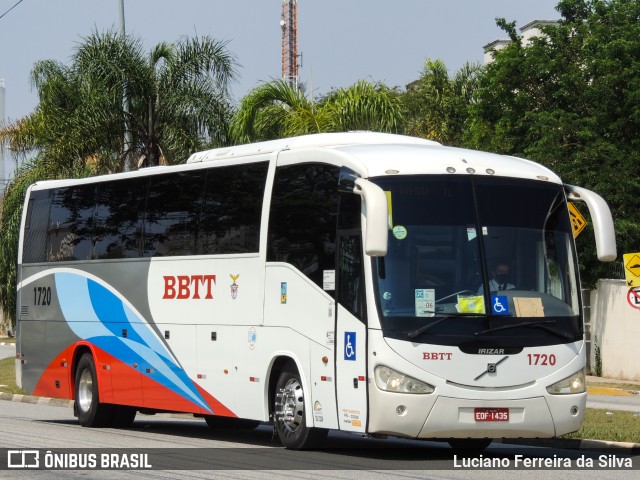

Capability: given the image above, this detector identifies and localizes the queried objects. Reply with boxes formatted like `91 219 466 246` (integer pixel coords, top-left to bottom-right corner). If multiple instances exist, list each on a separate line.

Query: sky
0 0 561 123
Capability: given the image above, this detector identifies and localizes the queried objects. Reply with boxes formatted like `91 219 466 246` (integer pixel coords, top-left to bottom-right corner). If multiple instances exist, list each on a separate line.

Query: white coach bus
16 132 616 449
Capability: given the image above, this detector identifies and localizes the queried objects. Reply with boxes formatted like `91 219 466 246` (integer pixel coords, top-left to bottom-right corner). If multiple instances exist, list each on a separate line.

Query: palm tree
1 30 237 172
0 31 237 328
231 79 403 143
402 58 481 145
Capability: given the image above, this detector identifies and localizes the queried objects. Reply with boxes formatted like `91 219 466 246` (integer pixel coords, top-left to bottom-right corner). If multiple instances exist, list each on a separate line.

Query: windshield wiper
408 314 484 340
474 320 576 342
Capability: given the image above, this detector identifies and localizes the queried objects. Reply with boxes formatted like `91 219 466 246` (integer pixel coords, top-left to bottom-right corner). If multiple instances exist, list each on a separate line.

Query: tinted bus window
143 171 205 257
94 178 148 259
198 162 268 255
268 163 339 288
47 185 95 262
23 190 51 264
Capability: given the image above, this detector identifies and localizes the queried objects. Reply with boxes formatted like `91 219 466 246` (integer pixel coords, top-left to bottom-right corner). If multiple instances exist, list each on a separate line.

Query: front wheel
74 353 114 427
273 364 326 449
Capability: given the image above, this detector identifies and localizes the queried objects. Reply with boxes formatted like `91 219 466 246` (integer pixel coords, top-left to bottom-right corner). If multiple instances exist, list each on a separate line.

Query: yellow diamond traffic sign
568 202 587 238
624 252 640 287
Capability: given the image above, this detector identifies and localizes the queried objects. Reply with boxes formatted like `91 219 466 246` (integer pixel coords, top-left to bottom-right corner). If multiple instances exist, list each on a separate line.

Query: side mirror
564 184 617 262
354 178 388 256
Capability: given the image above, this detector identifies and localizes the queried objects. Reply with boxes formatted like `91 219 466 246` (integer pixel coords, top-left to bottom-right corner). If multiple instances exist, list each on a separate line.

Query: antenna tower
281 0 299 90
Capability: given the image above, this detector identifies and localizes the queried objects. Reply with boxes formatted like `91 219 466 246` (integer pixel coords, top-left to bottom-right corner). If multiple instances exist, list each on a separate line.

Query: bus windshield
372 175 581 347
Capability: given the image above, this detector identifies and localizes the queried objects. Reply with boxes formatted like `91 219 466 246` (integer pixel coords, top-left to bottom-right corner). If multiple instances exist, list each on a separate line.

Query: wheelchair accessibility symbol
491 295 510 315
344 332 356 361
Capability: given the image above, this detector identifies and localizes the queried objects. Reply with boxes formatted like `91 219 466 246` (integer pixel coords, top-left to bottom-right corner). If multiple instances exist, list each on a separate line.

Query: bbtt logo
163 275 216 299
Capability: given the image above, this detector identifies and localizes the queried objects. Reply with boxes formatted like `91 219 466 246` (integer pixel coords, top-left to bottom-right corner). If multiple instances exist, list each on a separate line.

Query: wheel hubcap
276 378 304 433
77 369 93 412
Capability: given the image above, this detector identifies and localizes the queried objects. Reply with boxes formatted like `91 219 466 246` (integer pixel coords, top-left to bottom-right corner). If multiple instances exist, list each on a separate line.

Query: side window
198 162 268 254
47 185 95 262
94 178 147 259
337 193 364 320
143 171 205 257
337 234 365 320
338 192 361 230
268 163 339 289
23 190 51 264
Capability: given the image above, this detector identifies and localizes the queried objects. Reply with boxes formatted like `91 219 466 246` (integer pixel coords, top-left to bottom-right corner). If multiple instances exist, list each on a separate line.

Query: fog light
570 406 579 416
396 405 406 415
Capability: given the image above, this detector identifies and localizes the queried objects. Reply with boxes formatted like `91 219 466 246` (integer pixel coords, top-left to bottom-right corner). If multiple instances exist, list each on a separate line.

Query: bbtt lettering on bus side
163 275 216 299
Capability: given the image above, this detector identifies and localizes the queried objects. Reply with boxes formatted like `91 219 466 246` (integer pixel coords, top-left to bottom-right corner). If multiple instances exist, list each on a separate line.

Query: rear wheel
273 363 327 449
74 353 114 427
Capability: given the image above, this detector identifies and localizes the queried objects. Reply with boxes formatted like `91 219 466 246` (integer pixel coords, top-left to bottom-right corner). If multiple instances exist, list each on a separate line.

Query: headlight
374 366 434 394
546 369 586 395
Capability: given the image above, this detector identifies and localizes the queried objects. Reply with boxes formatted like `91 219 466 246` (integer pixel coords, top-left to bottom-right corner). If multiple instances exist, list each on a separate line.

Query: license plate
474 408 509 422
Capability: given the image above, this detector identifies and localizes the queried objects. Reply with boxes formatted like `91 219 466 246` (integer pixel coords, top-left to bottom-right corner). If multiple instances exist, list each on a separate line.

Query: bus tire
273 363 327 449
112 406 137 428
74 353 114 427
447 438 492 450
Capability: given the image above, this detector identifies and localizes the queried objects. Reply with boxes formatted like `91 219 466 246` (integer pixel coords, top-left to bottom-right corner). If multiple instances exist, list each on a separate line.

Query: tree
467 0 640 284
402 59 481 145
231 79 403 143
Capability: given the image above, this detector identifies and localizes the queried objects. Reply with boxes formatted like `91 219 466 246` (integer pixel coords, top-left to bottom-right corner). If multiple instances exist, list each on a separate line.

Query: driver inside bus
478 261 516 293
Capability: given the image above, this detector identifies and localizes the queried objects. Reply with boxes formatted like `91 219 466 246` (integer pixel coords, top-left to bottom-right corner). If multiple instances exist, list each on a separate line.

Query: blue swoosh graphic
54 270 211 413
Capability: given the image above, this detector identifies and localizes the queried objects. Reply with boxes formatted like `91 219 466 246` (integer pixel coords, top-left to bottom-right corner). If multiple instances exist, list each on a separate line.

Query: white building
483 20 559 64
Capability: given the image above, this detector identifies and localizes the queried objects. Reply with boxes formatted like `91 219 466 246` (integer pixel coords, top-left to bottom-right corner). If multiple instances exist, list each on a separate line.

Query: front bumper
368 390 586 439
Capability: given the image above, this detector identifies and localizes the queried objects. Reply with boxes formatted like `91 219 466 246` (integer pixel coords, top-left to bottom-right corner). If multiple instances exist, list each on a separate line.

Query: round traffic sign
627 287 640 309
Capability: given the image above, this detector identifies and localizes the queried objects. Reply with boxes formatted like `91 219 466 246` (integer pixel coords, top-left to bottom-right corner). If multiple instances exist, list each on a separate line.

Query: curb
587 386 640 396
0 391 74 408
1 392 638 450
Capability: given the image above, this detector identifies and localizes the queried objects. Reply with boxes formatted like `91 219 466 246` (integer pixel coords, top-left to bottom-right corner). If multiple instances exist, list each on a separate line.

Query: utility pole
281 0 299 91
119 0 133 171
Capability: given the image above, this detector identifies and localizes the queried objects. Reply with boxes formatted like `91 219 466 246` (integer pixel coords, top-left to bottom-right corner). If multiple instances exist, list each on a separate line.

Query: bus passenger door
335 231 368 433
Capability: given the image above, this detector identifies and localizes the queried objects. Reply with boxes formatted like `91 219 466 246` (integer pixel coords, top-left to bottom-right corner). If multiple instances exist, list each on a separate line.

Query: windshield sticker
491 295 510 315
392 225 408 240
415 289 435 317
467 227 477 241
457 295 485 313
